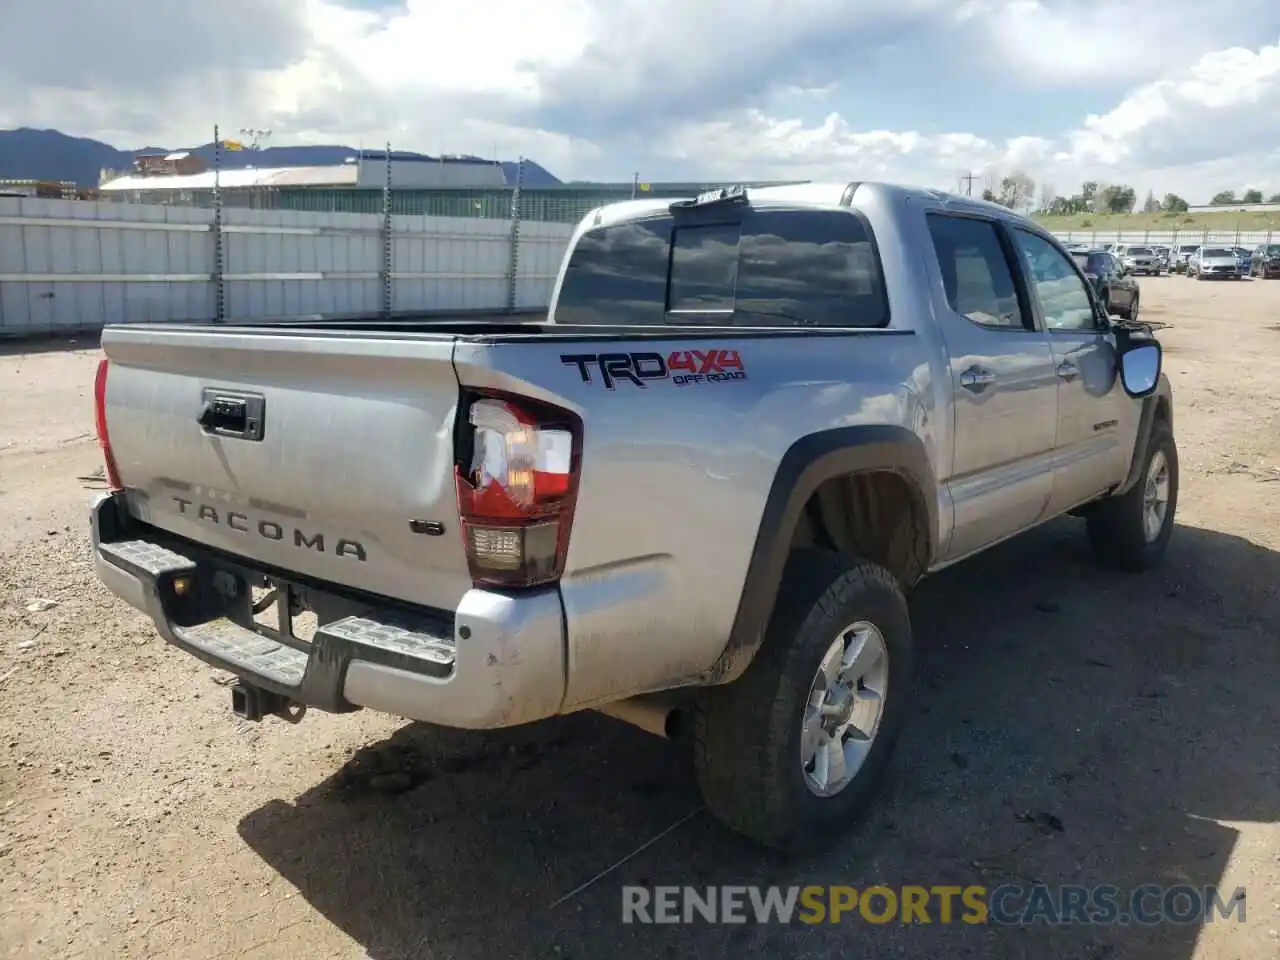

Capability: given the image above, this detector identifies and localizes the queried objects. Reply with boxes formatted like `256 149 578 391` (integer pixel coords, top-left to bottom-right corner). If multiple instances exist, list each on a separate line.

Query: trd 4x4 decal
560 349 746 390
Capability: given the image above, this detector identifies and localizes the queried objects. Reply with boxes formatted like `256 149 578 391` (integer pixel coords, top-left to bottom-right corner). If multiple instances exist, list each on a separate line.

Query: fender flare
706 425 937 685
1114 373 1174 497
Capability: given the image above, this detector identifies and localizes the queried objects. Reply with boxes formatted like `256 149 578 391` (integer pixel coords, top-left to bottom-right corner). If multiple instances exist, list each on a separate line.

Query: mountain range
0 128 562 187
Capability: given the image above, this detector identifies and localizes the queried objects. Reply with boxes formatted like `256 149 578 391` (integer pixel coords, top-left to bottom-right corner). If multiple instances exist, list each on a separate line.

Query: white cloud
978 0 1274 85
662 110 1052 192
0 0 1278 198
662 36 1280 201
1066 40 1280 168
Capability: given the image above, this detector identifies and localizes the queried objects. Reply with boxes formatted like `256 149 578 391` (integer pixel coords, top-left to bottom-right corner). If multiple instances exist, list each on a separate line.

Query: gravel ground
2 278 1279 959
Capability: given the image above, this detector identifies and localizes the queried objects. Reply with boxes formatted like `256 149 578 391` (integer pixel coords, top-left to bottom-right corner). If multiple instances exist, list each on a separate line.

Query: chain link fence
1048 227 1277 248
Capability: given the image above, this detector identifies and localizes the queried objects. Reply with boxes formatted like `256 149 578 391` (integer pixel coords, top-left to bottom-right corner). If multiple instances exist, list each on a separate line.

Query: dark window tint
554 208 888 327
925 214 1026 330
735 210 886 327
1071 252 1109 274
553 218 671 325
667 223 741 314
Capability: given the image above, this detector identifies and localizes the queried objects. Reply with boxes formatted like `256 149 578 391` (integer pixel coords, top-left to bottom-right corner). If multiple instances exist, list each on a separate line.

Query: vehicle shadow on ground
239 518 1279 960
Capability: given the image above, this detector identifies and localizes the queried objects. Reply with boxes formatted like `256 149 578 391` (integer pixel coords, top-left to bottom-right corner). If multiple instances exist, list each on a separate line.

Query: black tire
693 551 913 852
1121 294 1139 322
1086 421 1178 572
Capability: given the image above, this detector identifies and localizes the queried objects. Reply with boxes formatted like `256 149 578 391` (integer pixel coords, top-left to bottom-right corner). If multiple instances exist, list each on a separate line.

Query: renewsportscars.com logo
620 884 1247 926
560 349 746 389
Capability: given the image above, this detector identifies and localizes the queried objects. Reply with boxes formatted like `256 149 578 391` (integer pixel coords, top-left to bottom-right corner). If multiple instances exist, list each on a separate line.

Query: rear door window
924 214 1027 330
553 208 888 328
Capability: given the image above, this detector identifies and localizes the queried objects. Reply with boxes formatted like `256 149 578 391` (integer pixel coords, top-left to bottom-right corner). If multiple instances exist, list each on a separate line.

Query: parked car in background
1231 247 1252 276
1071 248 1141 319
1188 247 1242 280
1171 244 1200 273
1151 245 1171 271
1117 245 1162 276
1252 243 1280 278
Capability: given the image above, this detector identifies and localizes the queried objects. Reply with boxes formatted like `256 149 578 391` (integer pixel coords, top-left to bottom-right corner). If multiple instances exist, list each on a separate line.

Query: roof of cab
585 180 1037 229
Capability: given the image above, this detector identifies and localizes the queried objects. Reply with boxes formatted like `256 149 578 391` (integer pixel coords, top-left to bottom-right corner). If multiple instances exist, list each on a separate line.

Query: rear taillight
93 358 123 491
455 393 580 589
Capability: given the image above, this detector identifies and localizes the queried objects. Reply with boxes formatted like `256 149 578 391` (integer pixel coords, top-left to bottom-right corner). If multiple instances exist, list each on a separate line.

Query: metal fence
0 196 574 337
1049 228 1278 248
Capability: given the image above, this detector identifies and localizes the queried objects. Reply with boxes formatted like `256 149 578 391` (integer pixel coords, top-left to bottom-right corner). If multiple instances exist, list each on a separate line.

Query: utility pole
960 171 976 197
212 124 225 324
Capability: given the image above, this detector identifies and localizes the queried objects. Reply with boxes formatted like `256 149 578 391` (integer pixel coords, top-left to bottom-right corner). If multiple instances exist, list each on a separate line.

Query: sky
1 0 1279 203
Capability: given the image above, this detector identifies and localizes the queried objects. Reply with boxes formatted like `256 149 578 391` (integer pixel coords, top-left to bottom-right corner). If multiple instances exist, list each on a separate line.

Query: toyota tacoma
90 182 1178 851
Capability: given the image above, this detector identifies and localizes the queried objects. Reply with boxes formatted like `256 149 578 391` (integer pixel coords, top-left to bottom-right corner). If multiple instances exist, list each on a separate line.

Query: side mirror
1119 341 1161 398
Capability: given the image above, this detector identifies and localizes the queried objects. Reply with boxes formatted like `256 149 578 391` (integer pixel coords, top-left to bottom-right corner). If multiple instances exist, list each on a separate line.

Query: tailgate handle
198 389 265 441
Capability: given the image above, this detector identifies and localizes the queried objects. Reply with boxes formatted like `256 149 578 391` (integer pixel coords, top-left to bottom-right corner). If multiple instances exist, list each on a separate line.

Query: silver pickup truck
90 182 1177 851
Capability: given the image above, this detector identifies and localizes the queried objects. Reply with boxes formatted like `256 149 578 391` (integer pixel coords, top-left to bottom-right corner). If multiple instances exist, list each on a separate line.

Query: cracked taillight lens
455 394 580 588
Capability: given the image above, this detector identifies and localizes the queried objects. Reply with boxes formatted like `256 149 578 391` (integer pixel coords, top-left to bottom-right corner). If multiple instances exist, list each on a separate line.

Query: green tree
1242 188 1263 203
998 170 1036 209
1098 184 1137 213
1211 190 1236 205
1162 193 1189 213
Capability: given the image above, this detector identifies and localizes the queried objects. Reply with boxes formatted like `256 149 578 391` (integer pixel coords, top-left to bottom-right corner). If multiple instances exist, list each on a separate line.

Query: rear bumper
90 493 566 729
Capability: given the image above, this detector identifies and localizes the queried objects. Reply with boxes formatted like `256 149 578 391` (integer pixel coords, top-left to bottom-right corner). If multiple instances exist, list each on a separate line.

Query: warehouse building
98 152 803 224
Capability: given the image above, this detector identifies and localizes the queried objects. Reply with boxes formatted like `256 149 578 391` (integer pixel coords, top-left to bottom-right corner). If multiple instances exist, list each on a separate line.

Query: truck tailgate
99 326 472 612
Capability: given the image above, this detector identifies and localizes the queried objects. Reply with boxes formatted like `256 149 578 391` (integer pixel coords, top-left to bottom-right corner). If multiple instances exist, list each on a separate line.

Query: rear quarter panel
454 193 952 708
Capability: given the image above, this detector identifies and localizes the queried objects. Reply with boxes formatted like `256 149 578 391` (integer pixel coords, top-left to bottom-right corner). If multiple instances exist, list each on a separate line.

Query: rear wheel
1086 421 1178 572
1122 294 1140 322
693 552 913 852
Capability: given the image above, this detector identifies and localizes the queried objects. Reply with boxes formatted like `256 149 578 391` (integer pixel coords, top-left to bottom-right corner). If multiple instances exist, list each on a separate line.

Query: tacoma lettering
171 497 367 561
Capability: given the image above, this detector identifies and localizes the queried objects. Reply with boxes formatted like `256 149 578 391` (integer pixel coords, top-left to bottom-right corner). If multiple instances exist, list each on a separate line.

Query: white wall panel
0 198 575 336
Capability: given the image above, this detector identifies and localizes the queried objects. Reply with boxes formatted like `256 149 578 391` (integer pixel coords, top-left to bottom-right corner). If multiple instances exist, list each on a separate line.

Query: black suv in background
1071 248 1140 320
1252 243 1280 278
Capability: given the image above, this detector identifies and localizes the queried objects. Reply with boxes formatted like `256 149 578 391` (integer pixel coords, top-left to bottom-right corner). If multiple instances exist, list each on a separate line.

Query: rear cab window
553 207 889 328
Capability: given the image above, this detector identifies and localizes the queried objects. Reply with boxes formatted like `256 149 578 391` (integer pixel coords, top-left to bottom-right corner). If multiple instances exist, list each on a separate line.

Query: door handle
1056 361 1079 380
959 367 996 391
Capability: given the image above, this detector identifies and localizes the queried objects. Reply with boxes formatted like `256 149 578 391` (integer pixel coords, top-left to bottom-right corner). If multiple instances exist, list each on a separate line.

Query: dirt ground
2 278 1278 960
